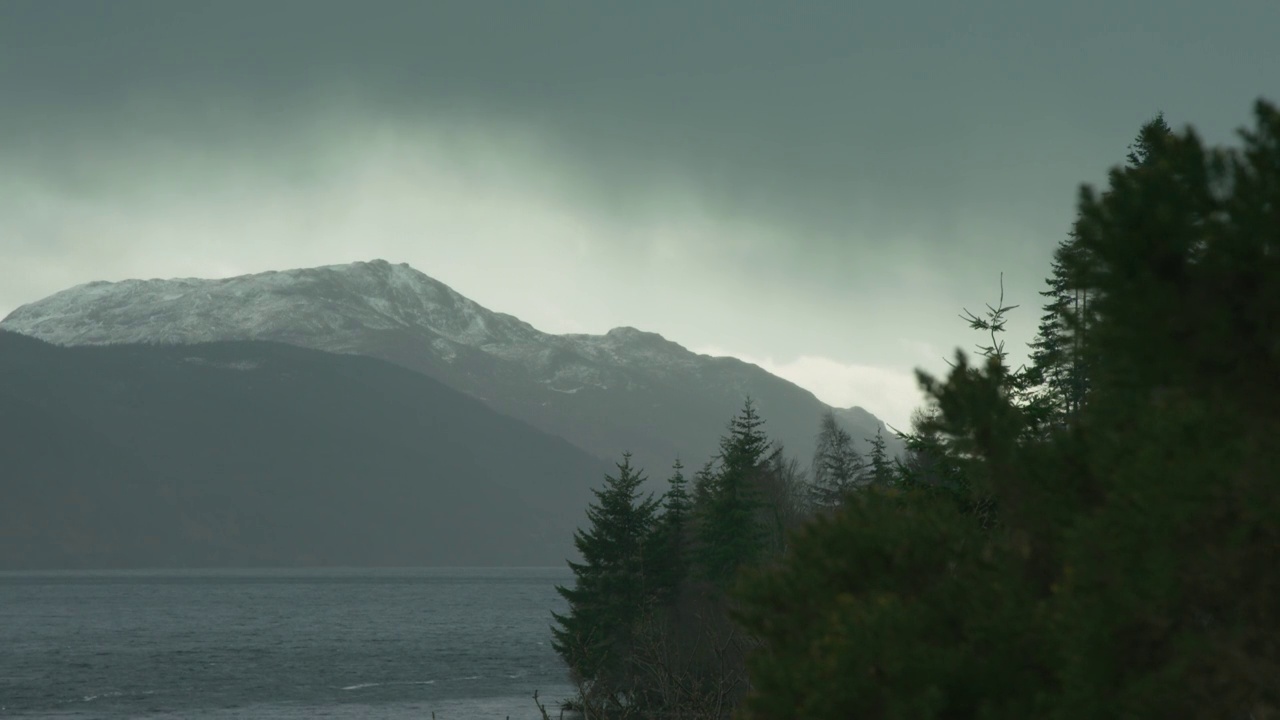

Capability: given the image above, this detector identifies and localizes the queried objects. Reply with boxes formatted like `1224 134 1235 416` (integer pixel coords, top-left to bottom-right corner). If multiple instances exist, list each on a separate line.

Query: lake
0 567 577 718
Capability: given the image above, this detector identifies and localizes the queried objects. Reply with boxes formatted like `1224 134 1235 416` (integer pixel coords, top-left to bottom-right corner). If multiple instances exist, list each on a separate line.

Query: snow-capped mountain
1 259 900 474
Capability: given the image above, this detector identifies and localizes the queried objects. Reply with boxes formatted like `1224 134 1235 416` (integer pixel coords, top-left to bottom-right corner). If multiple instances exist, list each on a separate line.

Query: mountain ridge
1 259 902 473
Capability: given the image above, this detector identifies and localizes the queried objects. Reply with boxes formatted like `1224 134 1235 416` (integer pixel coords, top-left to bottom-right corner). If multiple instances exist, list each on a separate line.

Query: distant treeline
549 99 1280 719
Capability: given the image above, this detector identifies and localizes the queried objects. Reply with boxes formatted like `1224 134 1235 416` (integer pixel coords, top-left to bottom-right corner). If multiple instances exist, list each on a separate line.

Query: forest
546 98 1280 719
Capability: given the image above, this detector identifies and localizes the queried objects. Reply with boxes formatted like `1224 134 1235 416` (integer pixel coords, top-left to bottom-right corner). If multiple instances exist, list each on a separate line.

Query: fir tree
809 410 864 511
861 426 894 487
890 274 1031 528
690 458 718 511
646 459 692 606
1125 110 1172 167
737 99 1280 720
891 406 967 498
1026 240 1084 427
1028 112 1176 429
551 452 659 700
695 398 771 588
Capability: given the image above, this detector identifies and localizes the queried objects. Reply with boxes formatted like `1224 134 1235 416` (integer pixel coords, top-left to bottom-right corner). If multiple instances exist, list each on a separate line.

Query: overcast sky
2 1 1276 430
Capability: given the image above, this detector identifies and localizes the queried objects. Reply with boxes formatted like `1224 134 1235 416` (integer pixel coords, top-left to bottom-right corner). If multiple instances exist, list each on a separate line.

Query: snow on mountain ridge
0 258 904 470
2 260 539 349
1 260 711 382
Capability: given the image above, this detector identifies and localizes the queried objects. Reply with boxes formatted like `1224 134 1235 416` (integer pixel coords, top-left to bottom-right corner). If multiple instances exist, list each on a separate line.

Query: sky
2 1 1276 431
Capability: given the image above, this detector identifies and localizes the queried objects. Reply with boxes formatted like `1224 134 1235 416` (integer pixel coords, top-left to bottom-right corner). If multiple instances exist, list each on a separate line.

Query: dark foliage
551 453 659 711
735 100 1280 720
552 99 1279 720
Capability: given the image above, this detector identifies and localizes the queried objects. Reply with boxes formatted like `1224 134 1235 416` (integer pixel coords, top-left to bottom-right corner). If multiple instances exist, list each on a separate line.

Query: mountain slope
1 260 903 476
0 330 606 569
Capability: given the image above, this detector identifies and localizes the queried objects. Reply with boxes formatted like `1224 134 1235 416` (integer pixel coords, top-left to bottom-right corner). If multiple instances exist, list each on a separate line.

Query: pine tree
695 398 771 588
551 452 659 698
1026 241 1083 427
690 458 717 510
1125 110 1172 167
891 406 966 497
1040 101 1276 719
809 410 864 511
1028 112 1176 429
861 426 894 487
646 459 692 606
737 100 1280 720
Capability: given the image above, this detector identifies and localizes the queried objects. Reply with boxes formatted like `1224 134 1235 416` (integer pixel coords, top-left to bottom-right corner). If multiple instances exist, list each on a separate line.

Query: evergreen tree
891 406 972 514
690 458 718 511
860 426 894 487
696 398 771 588
1125 110 1172 167
1056 111 1177 408
1028 112 1176 428
551 452 660 701
1041 101 1275 719
737 99 1280 720
646 459 692 605
889 274 1030 530
809 410 864 511
1026 240 1085 427
892 407 946 488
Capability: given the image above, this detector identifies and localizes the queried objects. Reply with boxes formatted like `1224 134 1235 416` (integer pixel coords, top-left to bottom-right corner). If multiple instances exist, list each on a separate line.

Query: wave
78 690 129 703
340 680 436 691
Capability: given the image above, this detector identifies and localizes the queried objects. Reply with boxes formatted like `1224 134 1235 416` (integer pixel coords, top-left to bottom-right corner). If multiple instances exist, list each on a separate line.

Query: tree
1012 101 1279 720
1125 110 1172 167
552 452 660 710
737 100 1280 719
860 427 895 487
892 407 966 497
809 410 864 511
1026 240 1086 427
1027 112 1177 429
695 398 771 588
760 445 809 555
889 275 1031 530
646 459 693 606
735 484 1046 720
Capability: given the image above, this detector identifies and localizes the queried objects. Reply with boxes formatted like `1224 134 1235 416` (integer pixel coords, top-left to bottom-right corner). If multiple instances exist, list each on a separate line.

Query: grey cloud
2 0 1276 424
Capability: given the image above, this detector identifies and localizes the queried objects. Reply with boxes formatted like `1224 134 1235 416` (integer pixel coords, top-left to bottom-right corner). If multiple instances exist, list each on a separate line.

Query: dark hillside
0 331 606 569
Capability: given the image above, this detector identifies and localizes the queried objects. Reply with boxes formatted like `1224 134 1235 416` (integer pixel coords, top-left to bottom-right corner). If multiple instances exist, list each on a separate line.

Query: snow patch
431 337 459 362
182 357 262 371
1 259 747 400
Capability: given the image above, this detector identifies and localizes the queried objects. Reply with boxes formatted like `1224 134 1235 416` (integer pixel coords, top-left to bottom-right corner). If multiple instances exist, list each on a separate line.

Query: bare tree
628 582 756 719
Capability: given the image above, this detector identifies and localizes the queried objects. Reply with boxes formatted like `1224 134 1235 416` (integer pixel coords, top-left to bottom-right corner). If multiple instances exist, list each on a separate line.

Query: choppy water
0 567 577 718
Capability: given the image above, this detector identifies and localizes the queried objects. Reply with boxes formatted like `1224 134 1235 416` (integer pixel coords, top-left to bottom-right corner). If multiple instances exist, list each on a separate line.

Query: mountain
0 330 607 569
0 259 903 476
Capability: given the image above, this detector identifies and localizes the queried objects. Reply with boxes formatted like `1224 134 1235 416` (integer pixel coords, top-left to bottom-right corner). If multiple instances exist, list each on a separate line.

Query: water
0 567 577 718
